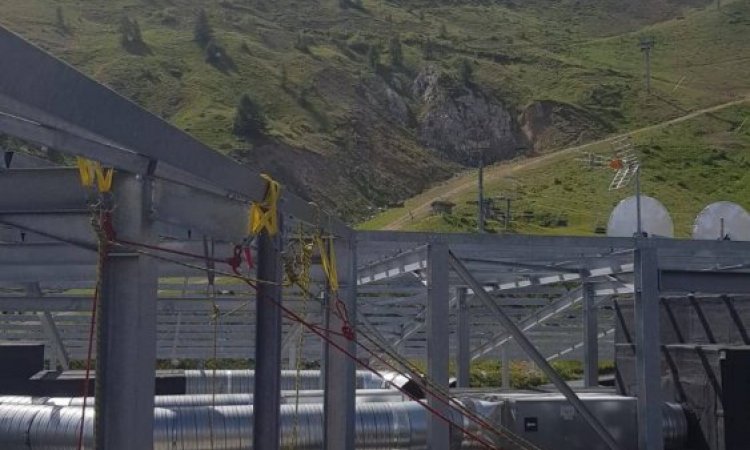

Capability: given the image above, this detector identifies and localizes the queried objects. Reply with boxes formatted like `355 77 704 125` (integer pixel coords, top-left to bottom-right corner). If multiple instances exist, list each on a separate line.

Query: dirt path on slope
382 97 750 230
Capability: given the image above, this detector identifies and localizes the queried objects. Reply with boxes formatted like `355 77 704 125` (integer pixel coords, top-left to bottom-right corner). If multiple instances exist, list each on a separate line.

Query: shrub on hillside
194 8 213 48
119 16 149 55
233 94 267 139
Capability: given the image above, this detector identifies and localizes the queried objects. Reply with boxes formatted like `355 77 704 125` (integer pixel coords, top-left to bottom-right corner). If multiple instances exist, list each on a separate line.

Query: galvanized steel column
323 237 357 450
95 174 157 450
634 246 663 450
456 287 471 388
426 243 450 450
583 281 598 387
253 216 284 450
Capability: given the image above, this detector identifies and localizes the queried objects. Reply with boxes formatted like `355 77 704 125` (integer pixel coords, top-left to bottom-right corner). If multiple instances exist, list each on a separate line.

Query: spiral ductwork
184 370 386 394
662 402 688 449
0 389 408 408
0 401 497 450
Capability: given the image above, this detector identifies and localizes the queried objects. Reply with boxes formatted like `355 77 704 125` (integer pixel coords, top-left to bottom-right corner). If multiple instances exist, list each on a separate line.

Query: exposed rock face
361 75 413 127
520 100 614 152
413 66 526 165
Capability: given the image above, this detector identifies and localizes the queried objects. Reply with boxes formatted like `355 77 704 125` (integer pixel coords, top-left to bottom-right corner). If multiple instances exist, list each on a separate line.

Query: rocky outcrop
360 75 413 127
520 100 613 152
413 65 527 165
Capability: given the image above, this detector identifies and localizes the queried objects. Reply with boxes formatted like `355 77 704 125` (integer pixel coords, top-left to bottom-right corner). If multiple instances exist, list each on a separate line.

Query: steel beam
253 219 284 450
449 251 620 450
660 269 750 294
426 243 450 450
634 247 663 450
356 246 426 285
583 281 598 387
456 287 470 388
357 230 750 258
0 28 350 237
471 286 584 359
39 311 70 370
324 238 357 450
547 328 616 361
0 110 150 174
94 175 157 450
150 177 249 242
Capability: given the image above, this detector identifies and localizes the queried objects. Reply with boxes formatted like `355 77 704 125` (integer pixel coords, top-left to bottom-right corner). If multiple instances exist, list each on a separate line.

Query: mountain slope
361 98 750 235
1 0 747 223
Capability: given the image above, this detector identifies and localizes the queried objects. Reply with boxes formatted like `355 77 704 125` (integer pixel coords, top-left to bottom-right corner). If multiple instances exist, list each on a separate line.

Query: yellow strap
76 157 114 193
315 235 338 293
249 174 281 236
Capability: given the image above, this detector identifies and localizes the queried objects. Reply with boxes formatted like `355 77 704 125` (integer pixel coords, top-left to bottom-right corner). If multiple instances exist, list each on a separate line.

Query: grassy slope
1 0 748 222
362 1 750 235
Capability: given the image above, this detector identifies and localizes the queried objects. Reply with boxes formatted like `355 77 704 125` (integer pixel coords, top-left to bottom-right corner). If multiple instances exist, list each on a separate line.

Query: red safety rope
75 286 98 450
238 276 500 450
92 221 511 449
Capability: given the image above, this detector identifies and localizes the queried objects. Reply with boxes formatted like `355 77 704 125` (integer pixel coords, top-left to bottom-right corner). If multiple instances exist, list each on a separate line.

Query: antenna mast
578 137 643 236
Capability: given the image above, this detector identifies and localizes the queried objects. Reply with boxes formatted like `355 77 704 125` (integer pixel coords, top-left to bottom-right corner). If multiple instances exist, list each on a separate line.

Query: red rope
94 224 503 448
245 277 500 450
76 288 98 450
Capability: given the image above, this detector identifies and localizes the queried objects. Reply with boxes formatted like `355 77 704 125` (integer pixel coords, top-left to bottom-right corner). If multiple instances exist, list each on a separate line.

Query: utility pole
640 38 655 95
503 196 513 232
477 150 485 233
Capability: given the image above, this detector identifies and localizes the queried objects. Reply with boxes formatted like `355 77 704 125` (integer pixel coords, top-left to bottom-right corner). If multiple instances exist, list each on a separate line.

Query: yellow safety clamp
315 235 339 293
249 174 281 236
76 157 114 193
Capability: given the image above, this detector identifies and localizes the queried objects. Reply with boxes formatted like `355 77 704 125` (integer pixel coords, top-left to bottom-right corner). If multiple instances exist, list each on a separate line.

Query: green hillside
374 103 750 236
1 0 749 224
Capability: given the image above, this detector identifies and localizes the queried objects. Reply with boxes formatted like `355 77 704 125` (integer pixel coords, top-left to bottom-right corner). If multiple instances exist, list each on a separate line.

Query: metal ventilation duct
0 400 497 450
0 389 409 408
184 370 389 394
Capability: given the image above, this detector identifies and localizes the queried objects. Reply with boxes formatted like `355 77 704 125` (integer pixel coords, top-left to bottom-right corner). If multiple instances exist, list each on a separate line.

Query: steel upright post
323 238 357 450
95 174 157 450
253 215 284 450
456 287 471 388
501 344 510 388
583 281 599 387
427 243 451 450
634 245 663 450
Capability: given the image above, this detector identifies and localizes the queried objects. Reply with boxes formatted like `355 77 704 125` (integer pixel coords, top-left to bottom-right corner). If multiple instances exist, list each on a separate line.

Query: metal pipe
0 390 410 407
184 370 386 394
0 398 689 449
0 401 498 450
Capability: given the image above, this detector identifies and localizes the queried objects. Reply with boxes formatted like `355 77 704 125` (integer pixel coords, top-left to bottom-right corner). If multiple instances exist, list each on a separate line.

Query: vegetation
193 8 213 48
0 0 748 222
364 103 750 236
388 35 403 67
233 94 267 140
409 359 616 389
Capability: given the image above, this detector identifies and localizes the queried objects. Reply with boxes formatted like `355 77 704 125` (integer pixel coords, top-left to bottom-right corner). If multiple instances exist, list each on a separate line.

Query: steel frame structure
2 26 750 450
